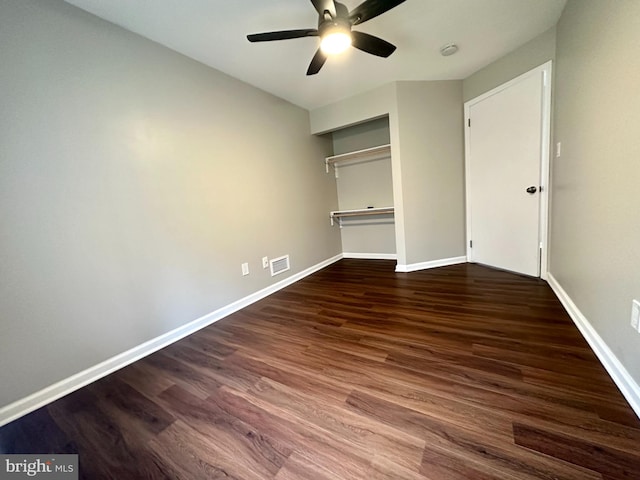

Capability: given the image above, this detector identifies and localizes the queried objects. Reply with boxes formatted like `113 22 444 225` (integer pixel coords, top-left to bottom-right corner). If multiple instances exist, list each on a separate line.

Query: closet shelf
325 143 391 176
330 206 394 227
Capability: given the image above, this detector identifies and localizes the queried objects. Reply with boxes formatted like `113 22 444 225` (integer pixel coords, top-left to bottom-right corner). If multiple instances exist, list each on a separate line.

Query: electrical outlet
632 300 640 331
556 141 562 158
262 256 269 269
241 263 249 276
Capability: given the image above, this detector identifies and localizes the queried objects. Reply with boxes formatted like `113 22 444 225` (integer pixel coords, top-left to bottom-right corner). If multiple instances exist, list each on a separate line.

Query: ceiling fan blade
310 0 337 18
247 29 318 42
307 48 327 75
349 0 406 25
351 31 396 57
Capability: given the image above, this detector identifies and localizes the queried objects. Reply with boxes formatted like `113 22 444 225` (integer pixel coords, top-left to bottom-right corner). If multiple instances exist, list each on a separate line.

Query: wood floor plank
246 377 426 472
420 446 514 480
114 361 175 398
179 329 238 360
143 349 222 399
384 349 605 417
47 388 169 479
213 386 381 479
472 342 607 377
147 419 245 480
160 340 261 392
223 351 352 403
521 365 629 403
513 422 640 479
1 259 638 479
302 342 601 426
346 389 603 480
0 407 78 455
86 375 175 443
156 385 290 478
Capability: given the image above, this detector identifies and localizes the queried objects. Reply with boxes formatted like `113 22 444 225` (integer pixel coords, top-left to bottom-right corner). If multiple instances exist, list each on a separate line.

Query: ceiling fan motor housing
319 17 352 37
318 1 351 32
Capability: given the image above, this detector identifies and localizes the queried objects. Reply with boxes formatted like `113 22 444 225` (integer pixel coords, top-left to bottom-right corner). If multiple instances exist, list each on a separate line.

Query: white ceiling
65 0 566 110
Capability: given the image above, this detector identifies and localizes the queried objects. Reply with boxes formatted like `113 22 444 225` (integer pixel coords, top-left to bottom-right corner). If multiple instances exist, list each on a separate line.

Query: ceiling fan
247 0 407 75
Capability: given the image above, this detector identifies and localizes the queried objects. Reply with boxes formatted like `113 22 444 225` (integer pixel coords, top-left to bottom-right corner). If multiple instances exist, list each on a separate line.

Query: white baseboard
547 273 640 419
343 252 397 260
395 256 467 273
0 254 344 428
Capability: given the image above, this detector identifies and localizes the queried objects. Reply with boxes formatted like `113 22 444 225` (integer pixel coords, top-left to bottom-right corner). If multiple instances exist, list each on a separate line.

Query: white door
465 63 551 277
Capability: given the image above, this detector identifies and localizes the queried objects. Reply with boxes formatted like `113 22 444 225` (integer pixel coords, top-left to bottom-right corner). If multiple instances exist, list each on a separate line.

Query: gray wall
551 0 640 382
332 119 395 256
0 0 340 407
309 84 396 135
395 81 466 265
463 26 557 102
332 117 391 155
310 82 466 267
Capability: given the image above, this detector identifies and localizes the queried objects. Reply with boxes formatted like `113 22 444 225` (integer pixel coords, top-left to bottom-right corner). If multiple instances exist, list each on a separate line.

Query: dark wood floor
1 260 639 479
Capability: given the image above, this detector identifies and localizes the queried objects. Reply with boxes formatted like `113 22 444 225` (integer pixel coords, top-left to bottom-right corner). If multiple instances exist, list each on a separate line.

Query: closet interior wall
331 118 396 257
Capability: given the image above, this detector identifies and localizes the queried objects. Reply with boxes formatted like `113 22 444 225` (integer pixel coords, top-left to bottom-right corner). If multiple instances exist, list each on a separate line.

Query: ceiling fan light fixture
247 0 407 74
320 26 352 55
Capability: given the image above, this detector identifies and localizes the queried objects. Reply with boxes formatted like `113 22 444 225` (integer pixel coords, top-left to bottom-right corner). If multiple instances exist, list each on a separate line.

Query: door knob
526 186 538 194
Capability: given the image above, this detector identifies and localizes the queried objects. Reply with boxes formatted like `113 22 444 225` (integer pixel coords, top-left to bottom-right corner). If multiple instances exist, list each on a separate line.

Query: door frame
464 61 553 279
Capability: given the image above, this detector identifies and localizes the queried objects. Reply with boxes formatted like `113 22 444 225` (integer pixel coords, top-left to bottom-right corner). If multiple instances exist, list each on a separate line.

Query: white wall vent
270 255 290 277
